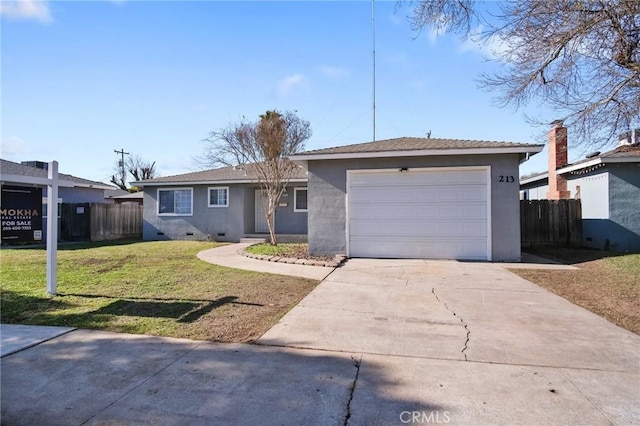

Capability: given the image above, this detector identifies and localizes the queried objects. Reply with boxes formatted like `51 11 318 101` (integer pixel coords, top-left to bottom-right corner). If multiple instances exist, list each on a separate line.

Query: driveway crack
432 288 470 361
344 354 362 426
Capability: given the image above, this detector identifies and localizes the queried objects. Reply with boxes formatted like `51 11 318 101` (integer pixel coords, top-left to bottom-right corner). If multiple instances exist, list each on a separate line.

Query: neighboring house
1 160 114 204
290 137 543 262
520 127 640 252
105 189 144 205
1 159 116 242
133 164 308 242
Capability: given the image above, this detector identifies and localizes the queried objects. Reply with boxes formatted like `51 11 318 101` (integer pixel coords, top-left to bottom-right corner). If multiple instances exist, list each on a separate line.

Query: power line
114 148 129 183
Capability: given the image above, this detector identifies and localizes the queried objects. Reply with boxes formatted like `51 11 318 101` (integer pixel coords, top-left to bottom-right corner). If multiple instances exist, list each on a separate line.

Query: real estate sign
1 185 43 243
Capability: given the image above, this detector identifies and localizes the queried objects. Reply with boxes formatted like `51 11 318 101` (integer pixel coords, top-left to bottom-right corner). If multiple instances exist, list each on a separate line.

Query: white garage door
347 167 490 260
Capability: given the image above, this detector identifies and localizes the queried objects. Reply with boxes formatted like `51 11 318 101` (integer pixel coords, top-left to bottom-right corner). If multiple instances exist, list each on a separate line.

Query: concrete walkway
2 256 638 425
197 243 335 281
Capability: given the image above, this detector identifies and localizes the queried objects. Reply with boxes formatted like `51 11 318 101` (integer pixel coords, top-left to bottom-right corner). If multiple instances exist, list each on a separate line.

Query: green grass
244 243 307 257
0 241 318 342
605 254 640 277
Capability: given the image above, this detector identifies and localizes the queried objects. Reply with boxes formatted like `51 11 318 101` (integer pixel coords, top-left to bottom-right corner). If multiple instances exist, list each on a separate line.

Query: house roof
519 143 640 185
556 143 640 175
0 159 114 190
105 188 131 198
133 163 308 186
291 137 544 161
111 192 144 200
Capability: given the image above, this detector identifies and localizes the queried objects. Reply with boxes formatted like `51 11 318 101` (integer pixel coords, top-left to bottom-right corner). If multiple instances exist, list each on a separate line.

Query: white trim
157 187 193 216
519 172 548 185
293 187 308 212
346 166 492 260
556 156 640 174
485 166 492 261
133 178 308 187
292 146 544 162
207 186 229 208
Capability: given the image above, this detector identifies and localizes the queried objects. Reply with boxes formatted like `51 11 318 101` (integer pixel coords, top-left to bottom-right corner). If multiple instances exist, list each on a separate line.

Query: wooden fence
61 203 142 242
520 200 582 247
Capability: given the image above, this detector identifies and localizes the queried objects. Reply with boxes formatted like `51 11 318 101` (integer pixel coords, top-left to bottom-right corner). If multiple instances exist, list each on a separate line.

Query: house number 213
499 175 515 183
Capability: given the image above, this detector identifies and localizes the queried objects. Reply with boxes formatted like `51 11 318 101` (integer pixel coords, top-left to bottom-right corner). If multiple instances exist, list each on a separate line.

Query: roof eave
133 177 309 187
290 146 544 161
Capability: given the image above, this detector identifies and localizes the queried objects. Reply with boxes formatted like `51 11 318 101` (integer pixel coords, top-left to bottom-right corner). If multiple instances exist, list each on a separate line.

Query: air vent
585 151 600 159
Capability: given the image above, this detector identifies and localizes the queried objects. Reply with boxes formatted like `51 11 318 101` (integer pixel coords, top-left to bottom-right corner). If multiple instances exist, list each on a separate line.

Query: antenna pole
372 0 376 143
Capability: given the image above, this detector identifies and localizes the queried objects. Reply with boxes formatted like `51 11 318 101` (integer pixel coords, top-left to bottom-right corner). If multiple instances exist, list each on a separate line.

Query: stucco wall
306 154 522 261
607 164 640 251
274 185 308 234
142 184 307 241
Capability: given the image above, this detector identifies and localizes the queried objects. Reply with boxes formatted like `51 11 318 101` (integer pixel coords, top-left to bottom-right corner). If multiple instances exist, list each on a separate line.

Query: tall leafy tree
200 110 312 245
406 0 640 149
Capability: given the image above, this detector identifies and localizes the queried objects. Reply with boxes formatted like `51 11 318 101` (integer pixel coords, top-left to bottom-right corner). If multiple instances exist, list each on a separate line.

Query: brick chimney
547 121 570 199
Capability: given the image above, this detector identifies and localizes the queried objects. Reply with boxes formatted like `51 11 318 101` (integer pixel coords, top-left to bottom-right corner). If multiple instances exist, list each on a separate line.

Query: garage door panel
349 203 487 220
349 237 487 260
350 219 487 238
347 168 490 260
349 169 487 186
349 185 487 203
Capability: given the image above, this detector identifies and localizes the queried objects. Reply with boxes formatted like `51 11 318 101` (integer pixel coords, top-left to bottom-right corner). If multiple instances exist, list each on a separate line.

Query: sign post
46 161 59 295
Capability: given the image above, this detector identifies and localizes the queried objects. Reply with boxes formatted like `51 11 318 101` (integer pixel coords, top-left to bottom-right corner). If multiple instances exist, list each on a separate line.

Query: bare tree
406 0 640 149
110 154 157 192
200 110 312 245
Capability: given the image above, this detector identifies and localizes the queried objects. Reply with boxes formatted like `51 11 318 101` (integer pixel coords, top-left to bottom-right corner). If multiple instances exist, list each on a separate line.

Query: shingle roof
294 136 542 156
136 163 308 185
558 143 640 170
1 159 114 189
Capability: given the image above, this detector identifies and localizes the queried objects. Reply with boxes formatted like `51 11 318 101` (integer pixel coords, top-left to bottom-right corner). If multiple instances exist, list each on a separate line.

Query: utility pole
114 148 129 187
372 0 376 143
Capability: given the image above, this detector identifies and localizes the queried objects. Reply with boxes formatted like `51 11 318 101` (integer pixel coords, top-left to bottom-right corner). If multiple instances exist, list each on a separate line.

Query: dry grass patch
1 241 319 342
510 248 640 334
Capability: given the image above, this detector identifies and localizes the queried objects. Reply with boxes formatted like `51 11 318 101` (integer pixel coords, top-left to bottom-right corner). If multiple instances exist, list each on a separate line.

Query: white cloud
427 26 445 45
0 0 52 24
276 73 306 97
319 65 350 80
0 136 28 158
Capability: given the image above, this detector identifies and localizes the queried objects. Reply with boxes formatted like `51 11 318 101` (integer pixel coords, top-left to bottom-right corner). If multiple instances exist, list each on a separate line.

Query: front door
255 190 271 233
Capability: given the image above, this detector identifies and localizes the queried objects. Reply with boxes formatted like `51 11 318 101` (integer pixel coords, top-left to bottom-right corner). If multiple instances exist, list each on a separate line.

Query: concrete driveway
2 258 639 425
258 258 640 424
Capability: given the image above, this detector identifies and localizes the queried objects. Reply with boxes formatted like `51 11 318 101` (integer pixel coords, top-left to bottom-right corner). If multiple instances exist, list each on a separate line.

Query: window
208 187 229 207
294 187 308 212
158 188 192 216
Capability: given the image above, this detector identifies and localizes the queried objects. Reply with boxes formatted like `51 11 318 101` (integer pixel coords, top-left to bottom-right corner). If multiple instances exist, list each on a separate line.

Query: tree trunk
265 195 278 246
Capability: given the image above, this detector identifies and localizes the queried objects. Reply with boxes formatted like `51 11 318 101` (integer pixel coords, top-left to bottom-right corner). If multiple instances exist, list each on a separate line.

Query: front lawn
0 241 319 342
510 248 640 334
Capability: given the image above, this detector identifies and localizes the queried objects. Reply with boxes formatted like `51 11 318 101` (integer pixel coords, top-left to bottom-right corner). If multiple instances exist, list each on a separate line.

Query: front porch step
240 237 267 244
242 234 308 244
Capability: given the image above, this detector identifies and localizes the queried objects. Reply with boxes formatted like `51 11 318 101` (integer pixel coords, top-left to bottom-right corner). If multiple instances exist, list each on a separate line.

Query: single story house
105 190 144 205
1 159 116 243
1 159 114 206
134 164 308 242
520 128 640 252
291 137 543 262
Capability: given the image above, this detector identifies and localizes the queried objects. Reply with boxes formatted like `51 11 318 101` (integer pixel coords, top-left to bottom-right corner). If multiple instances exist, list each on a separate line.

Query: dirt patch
510 249 640 334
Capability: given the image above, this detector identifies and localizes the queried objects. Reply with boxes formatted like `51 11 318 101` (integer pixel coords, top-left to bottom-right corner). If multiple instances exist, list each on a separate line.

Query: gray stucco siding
142 184 307 241
143 185 246 242
607 164 640 251
306 154 522 261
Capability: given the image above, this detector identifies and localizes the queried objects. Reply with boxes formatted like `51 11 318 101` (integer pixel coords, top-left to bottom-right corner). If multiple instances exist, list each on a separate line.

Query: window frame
157 187 193 216
293 187 308 212
208 186 229 208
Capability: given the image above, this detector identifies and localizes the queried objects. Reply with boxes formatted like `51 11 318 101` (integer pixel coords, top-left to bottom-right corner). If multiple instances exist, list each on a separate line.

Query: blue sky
2 0 557 184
